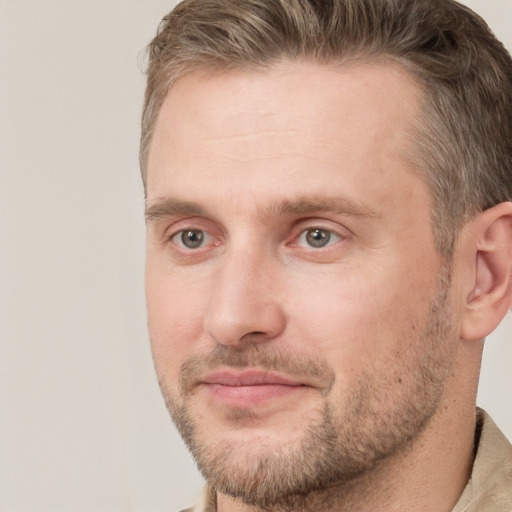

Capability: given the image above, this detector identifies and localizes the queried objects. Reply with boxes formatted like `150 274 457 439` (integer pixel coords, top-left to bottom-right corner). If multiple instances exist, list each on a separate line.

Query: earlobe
460 202 512 341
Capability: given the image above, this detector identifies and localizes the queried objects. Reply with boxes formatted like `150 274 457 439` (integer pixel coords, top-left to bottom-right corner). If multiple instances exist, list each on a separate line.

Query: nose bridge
203 242 285 346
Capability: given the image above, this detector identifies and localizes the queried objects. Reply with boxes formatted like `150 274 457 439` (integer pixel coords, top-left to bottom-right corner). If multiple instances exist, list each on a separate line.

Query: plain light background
0 1 510 511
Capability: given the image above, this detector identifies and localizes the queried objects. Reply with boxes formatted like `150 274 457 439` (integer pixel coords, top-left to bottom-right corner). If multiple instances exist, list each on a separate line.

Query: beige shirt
453 410 512 511
185 410 512 512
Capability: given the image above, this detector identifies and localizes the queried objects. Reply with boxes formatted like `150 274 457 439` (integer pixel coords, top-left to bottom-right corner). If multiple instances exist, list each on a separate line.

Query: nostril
240 331 267 342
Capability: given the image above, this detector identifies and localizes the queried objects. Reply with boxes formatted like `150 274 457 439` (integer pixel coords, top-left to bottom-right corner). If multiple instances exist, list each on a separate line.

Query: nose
203 249 286 346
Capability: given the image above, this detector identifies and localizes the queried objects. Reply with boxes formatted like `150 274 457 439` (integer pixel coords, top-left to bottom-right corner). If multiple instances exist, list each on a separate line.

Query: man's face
145 62 459 507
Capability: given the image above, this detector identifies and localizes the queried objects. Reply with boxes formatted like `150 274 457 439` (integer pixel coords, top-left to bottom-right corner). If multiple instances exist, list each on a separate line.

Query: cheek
145 265 211 378
286 262 434 378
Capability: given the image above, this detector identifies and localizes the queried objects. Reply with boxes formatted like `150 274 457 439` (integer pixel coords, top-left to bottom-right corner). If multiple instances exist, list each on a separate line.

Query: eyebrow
145 194 379 223
265 196 380 219
145 198 207 223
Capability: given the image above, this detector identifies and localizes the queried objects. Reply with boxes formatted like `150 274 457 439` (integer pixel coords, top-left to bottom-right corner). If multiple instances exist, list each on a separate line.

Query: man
141 0 512 510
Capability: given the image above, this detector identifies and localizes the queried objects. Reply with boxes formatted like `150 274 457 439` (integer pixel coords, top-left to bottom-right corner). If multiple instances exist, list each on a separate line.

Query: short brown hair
141 0 512 256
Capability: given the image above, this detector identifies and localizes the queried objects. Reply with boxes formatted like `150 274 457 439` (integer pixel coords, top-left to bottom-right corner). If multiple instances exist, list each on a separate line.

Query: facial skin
145 62 472 511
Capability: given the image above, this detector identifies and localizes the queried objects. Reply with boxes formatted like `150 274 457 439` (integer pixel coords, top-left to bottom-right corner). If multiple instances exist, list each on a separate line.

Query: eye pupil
181 230 204 248
306 229 330 248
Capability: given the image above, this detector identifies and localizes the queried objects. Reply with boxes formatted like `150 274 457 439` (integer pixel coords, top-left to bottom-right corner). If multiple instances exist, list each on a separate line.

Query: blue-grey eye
295 228 341 249
305 228 331 248
180 230 205 249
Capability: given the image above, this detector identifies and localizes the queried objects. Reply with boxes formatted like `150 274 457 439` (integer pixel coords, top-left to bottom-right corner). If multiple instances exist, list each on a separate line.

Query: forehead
146 61 425 213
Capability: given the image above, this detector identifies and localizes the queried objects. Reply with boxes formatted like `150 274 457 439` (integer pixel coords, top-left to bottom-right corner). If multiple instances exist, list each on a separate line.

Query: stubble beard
156 271 457 511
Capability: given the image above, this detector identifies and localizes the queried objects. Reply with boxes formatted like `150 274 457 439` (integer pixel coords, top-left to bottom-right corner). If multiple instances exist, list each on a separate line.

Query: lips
202 369 304 387
199 369 308 407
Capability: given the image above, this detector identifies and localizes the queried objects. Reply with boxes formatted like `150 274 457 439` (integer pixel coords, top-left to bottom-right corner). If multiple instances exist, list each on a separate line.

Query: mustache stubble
179 342 336 397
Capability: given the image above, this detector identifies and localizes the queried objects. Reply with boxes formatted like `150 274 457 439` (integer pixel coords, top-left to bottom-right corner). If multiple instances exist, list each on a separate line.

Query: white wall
0 1 510 511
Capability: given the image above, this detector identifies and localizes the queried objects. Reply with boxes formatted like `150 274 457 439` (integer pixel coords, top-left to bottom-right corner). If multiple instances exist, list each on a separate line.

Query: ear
460 202 512 340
